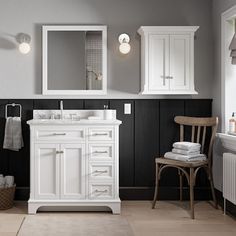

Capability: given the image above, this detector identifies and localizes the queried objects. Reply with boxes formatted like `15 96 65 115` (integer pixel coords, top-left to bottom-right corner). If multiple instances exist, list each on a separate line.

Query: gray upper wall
0 0 213 99
212 0 236 127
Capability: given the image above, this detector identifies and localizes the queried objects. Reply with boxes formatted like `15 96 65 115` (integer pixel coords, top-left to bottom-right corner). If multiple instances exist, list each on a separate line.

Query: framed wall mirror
42 25 107 95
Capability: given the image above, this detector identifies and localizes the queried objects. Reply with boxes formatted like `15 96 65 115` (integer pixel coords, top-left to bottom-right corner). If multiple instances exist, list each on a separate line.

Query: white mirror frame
42 25 107 95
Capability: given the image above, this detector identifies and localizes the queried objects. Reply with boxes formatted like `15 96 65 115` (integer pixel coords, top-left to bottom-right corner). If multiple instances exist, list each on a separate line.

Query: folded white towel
172 148 200 156
173 142 201 151
164 152 206 162
3 117 24 151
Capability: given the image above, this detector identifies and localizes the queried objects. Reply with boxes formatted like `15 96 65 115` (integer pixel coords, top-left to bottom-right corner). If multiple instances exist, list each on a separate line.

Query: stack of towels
164 142 206 162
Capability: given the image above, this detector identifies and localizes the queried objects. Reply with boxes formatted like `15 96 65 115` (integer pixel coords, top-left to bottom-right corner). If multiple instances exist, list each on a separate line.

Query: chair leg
152 163 160 209
178 169 183 201
189 168 195 219
208 167 218 209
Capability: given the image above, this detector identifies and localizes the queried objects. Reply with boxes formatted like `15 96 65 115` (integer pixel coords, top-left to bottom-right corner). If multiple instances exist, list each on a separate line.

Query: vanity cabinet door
169 34 190 91
148 34 170 91
35 144 60 199
60 144 85 199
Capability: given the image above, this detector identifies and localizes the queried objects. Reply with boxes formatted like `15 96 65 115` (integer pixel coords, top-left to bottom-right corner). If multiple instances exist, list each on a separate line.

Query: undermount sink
217 133 236 152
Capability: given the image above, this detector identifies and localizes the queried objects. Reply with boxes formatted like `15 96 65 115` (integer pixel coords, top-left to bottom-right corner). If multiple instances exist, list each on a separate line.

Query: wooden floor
0 201 236 236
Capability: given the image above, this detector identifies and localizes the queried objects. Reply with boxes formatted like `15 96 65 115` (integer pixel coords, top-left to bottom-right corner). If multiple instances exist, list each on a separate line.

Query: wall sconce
17 33 31 54
118 33 131 54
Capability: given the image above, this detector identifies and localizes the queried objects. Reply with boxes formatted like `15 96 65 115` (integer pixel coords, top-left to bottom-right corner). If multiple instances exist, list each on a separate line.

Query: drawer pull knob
95 189 108 193
93 133 108 136
53 133 66 136
94 151 108 154
56 151 64 154
94 170 108 174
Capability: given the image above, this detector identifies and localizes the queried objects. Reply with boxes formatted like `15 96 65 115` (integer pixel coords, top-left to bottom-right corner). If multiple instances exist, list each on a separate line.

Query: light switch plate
124 103 131 114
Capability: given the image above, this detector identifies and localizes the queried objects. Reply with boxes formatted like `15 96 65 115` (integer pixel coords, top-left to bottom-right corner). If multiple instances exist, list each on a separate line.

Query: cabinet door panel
60 144 85 199
149 35 169 91
35 144 60 199
170 35 190 91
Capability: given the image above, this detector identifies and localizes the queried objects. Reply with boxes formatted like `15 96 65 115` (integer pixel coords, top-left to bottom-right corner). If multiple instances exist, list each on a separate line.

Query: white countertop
27 119 122 126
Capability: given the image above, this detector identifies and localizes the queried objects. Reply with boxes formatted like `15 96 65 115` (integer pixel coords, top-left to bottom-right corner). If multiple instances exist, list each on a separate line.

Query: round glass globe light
119 42 131 54
19 42 31 54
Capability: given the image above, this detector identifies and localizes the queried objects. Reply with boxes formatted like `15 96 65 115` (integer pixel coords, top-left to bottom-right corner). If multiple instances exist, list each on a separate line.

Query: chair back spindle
201 126 206 153
191 126 195 142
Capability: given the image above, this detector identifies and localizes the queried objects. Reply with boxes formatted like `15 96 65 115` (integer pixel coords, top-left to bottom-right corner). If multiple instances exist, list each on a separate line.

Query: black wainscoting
134 100 159 187
0 99 214 201
110 100 135 187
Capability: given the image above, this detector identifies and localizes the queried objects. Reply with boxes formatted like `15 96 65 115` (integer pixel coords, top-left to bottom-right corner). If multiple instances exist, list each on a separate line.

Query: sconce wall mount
16 33 31 54
118 33 131 54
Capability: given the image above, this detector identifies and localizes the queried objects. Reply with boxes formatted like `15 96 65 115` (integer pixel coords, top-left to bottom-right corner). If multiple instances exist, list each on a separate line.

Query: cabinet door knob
53 133 66 136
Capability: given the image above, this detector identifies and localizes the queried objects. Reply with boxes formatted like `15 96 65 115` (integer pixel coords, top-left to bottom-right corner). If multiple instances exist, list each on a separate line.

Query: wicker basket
0 185 15 210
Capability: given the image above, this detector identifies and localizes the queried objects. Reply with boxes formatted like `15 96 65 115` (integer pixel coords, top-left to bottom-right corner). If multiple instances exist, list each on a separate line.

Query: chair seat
155 157 208 168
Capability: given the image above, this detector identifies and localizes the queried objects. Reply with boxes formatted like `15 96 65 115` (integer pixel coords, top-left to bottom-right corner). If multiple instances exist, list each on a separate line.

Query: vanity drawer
89 144 114 161
88 183 113 199
35 128 85 141
88 127 114 141
89 163 113 180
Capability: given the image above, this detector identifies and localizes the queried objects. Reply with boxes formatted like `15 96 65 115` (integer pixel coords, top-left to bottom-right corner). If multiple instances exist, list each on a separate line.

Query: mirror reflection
47 30 103 91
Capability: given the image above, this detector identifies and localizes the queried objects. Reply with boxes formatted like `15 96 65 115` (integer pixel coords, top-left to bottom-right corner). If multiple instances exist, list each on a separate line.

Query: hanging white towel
3 117 24 151
172 148 200 156
173 142 201 151
164 152 206 162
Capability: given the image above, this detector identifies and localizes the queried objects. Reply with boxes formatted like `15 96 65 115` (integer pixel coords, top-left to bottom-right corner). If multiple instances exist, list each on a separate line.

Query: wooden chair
152 116 218 219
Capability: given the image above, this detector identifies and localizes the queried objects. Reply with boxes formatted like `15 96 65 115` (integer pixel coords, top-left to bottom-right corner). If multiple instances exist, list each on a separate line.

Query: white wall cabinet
28 121 121 214
138 26 199 95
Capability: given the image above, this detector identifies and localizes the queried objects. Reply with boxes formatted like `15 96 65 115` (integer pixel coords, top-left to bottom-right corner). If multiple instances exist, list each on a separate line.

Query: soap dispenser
229 112 236 133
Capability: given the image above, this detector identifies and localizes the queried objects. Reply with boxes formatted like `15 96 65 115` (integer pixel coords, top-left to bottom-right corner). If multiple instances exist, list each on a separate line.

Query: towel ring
5 103 22 119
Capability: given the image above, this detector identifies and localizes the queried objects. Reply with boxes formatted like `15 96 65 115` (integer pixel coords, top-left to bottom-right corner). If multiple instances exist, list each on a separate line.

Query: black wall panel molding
120 186 212 201
84 99 109 109
0 100 8 175
33 99 60 109
0 99 213 200
62 99 84 109
110 100 135 187
134 100 159 187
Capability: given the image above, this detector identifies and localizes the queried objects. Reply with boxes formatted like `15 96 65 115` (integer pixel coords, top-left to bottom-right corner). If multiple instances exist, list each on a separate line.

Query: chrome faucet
60 100 64 120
